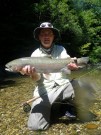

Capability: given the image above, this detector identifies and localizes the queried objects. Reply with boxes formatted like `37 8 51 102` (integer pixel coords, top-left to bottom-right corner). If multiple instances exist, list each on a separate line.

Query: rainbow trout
5 57 89 73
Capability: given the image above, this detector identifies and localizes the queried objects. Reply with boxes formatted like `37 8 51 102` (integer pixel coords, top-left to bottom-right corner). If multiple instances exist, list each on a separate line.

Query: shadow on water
0 79 16 89
0 71 26 89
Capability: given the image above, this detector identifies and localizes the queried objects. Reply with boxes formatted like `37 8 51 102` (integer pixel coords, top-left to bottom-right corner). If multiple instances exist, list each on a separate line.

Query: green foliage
90 46 101 63
23 0 101 59
80 43 91 55
1 0 101 64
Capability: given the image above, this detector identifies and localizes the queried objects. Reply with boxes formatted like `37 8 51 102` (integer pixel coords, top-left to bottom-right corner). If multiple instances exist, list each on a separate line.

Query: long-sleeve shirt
31 45 70 97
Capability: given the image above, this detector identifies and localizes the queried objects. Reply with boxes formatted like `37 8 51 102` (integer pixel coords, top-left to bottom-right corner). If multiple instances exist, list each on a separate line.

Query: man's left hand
67 63 78 70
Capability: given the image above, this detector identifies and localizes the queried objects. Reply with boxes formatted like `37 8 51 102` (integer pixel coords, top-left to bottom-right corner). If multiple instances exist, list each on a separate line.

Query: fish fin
43 73 51 79
61 67 71 74
77 57 89 64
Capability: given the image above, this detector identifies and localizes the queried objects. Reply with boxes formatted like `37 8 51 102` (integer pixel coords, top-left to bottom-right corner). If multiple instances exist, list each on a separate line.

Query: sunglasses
40 23 53 28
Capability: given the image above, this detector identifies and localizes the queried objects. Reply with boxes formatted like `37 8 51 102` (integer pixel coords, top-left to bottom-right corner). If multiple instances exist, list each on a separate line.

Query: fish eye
9 65 12 68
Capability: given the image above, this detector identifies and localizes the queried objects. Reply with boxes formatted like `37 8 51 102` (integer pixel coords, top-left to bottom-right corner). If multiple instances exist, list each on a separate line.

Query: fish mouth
5 64 14 72
5 67 13 72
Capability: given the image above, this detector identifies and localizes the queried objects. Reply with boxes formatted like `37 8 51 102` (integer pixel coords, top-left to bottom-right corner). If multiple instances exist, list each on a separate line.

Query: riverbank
0 70 101 135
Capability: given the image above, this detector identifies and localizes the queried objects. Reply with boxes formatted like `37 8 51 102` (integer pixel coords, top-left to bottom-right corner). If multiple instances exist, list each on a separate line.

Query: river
0 68 101 135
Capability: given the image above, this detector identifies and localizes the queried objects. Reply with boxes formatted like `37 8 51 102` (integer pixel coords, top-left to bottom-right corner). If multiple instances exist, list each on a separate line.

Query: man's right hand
19 65 41 81
19 65 36 75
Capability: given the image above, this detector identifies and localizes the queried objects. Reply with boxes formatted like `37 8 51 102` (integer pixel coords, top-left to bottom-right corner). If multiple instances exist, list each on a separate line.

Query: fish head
5 59 22 72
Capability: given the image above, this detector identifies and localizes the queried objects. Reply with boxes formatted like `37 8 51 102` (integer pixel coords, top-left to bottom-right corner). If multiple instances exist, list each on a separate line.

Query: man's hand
19 65 41 81
67 63 78 70
19 65 36 75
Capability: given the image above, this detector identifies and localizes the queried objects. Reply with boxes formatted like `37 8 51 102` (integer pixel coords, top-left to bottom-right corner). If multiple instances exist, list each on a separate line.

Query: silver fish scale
25 57 71 73
20 57 71 66
6 57 72 73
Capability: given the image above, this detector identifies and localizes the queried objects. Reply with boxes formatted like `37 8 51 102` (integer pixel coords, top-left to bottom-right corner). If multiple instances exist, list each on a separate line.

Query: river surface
0 68 101 135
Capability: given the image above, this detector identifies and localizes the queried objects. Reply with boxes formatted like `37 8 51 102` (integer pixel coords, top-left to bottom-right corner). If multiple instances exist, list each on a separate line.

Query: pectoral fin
43 73 51 79
61 67 71 74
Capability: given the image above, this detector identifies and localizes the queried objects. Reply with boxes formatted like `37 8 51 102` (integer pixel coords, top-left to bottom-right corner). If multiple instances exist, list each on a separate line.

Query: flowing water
0 68 101 135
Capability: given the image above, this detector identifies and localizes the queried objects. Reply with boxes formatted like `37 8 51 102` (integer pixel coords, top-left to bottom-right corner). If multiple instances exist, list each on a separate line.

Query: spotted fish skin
5 57 89 73
5 57 72 73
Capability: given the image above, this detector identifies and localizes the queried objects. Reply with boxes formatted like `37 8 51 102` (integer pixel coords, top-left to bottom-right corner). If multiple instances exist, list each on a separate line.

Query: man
20 22 78 130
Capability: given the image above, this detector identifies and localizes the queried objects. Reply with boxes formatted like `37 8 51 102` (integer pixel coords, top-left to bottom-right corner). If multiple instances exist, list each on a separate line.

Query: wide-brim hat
34 22 60 41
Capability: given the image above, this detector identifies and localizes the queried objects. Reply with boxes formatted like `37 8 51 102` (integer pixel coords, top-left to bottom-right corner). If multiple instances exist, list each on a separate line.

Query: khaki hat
34 22 60 41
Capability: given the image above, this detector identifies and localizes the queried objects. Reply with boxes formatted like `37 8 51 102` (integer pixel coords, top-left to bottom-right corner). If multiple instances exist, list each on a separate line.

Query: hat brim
34 27 60 41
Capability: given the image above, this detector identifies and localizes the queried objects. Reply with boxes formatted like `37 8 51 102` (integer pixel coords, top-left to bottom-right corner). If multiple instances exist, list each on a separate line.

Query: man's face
39 29 54 48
